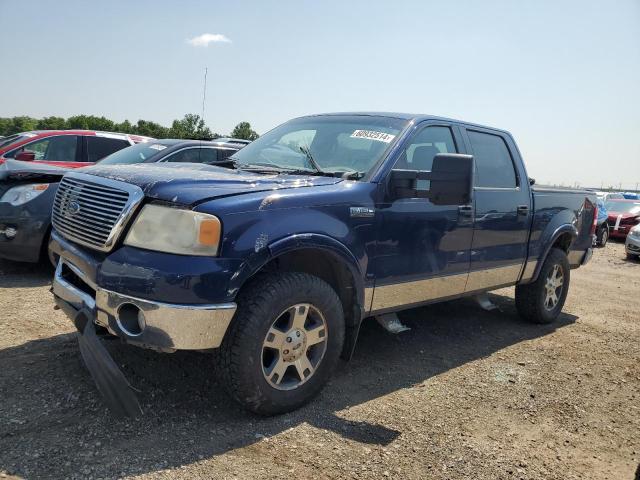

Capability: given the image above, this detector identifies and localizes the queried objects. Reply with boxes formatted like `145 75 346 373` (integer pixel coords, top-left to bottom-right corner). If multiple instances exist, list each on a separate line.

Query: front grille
52 174 140 251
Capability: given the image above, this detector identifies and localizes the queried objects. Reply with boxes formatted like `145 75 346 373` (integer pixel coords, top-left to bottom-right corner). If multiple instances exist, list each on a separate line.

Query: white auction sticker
350 130 396 143
614 214 622 231
149 144 167 151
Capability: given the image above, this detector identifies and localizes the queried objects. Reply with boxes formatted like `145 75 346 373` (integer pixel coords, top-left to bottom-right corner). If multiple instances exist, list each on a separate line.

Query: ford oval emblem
67 201 81 215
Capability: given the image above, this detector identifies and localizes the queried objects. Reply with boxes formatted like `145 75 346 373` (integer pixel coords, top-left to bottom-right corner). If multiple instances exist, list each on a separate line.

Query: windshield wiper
299 146 326 175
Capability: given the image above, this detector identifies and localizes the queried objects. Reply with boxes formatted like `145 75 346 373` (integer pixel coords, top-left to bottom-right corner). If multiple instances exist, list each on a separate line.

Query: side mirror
389 153 474 205
15 151 35 161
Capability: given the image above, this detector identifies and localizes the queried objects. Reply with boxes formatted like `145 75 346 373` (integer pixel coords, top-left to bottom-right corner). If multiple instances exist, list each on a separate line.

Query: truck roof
304 112 512 136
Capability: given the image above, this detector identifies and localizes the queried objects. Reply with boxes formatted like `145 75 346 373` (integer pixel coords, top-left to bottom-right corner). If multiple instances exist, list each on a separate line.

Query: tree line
0 114 259 141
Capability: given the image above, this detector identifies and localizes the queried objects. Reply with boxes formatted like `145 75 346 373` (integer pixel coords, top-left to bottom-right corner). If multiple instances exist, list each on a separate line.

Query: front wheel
515 248 570 324
218 272 345 415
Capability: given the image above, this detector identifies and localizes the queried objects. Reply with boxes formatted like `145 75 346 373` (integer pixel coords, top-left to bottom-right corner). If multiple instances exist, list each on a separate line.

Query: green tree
132 119 169 139
168 113 213 140
114 119 133 133
2 116 39 135
36 116 67 130
0 118 11 136
66 115 115 131
230 121 259 141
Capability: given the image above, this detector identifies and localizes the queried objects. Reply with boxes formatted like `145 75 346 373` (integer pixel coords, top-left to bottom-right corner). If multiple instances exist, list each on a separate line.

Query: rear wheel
596 225 609 247
218 272 345 415
516 248 570 324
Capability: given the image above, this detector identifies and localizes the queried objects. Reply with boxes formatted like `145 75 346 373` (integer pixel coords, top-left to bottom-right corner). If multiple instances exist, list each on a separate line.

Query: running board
376 313 411 334
474 293 498 311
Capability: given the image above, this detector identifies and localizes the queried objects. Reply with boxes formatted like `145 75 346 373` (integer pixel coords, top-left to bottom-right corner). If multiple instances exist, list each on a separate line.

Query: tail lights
589 200 598 237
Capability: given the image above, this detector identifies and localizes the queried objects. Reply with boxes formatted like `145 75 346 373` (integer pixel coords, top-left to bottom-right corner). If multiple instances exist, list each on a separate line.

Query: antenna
201 67 208 121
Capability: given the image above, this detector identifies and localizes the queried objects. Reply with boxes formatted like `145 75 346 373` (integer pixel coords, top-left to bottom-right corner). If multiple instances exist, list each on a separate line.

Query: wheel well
246 249 360 356
552 232 573 253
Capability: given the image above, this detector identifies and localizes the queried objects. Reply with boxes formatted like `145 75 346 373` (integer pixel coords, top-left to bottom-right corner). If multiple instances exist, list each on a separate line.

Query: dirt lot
0 241 638 480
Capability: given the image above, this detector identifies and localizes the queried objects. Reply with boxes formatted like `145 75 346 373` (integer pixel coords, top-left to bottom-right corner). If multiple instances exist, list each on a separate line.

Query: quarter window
467 131 517 188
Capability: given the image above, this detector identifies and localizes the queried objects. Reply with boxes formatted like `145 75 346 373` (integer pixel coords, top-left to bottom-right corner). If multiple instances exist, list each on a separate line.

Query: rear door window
199 148 219 164
87 137 130 162
467 130 517 188
165 148 201 163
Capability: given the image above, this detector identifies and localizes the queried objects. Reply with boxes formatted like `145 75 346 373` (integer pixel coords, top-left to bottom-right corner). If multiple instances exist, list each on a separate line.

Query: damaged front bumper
52 259 237 352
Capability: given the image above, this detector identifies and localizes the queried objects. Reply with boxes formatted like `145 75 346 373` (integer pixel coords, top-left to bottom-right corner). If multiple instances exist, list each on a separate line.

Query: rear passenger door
462 127 532 292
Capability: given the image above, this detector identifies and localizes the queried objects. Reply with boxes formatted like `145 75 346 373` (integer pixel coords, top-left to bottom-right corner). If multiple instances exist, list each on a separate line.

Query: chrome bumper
52 260 236 351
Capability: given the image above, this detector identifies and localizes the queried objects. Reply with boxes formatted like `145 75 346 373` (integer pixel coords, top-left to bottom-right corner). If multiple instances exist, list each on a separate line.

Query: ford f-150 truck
49 113 597 416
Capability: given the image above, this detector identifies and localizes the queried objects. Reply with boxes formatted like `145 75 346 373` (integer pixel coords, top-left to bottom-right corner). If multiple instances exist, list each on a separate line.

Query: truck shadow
0 293 577 479
0 258 52 288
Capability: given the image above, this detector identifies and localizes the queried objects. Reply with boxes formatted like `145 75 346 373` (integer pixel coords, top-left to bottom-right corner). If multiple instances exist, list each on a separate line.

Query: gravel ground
0 241 638 480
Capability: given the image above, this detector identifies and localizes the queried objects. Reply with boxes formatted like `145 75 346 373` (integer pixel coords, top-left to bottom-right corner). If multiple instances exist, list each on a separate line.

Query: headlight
630 227 640 238
0 183 49 206
124 204 221 256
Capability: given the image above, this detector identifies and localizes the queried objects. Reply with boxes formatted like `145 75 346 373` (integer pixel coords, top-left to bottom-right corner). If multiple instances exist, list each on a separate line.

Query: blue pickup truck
50 113 596 416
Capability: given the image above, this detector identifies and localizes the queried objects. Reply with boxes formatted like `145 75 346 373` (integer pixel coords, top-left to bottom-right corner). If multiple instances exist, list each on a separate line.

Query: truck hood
80 162 343 205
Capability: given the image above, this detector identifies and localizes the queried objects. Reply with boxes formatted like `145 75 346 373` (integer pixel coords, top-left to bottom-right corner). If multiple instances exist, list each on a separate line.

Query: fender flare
531 224 578 282
230 233 366 311
267 233 366 308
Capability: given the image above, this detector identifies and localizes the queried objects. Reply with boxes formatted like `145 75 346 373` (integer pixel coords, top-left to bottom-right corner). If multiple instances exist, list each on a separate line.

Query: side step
376 313 411 334
474 293 498 311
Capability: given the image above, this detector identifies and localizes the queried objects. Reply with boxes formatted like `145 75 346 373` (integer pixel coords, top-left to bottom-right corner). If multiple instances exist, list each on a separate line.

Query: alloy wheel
261 303 328 390
543 264 564 310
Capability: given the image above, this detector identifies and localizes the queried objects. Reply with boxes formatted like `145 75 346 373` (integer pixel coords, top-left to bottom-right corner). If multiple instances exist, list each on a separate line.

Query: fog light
1 227 17 239
116 303 145 337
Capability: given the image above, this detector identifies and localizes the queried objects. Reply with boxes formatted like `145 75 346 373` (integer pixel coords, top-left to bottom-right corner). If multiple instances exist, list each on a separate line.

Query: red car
0 130 153 168
605 199 640 239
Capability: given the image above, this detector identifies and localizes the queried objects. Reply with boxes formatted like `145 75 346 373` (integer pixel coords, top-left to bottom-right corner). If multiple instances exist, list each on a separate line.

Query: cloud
186 33 231 47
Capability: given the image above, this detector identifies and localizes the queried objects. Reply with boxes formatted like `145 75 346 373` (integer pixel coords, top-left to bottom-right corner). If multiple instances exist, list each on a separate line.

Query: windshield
605 201 640 214
97 143 167 165
230 115 408 177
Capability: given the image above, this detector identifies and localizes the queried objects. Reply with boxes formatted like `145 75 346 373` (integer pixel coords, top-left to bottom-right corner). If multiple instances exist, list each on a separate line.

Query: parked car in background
49 112 596 416
605 199 640 239
0 138 249 265
96 138 250 166
595 198 610 246
0 130 153 168
597 192 625 202
626 225 640 259
622 192 639 200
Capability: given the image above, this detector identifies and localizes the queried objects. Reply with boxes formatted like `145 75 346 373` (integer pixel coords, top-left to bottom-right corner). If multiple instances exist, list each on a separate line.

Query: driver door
369 123 473 313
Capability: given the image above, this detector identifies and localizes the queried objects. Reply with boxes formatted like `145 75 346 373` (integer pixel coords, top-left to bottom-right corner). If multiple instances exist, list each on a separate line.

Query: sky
1 0 638 188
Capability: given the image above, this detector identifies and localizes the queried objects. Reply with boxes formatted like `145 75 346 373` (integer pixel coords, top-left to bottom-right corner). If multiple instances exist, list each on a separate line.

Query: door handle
458 205 473 216
517 205 529 216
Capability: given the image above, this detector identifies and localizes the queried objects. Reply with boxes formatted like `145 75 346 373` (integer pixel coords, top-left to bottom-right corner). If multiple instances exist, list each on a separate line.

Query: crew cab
49 113 597 416
0 130 153 167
